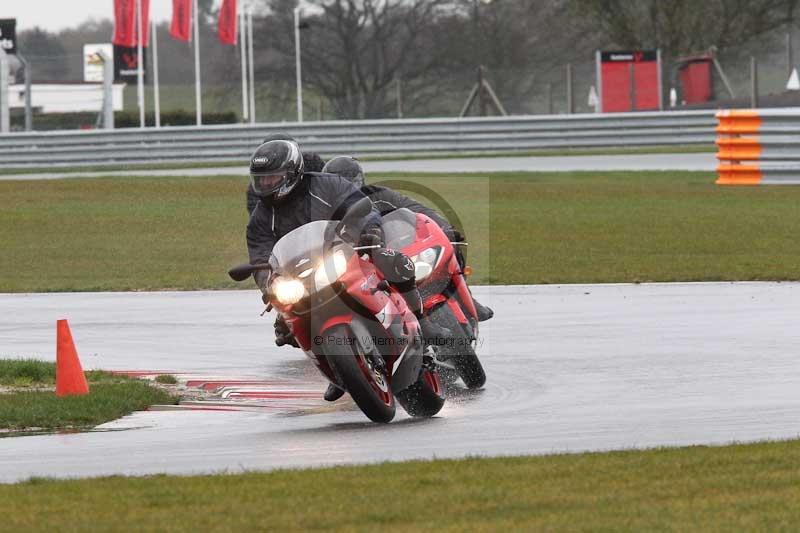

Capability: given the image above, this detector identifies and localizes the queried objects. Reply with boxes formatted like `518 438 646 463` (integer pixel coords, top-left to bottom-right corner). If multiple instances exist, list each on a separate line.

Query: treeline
15 0 800 120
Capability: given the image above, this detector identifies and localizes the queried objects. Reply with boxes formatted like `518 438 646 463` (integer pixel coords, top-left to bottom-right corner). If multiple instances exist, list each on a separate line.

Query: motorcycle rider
322 156 493 322
246 132 326 215
246 140 450 402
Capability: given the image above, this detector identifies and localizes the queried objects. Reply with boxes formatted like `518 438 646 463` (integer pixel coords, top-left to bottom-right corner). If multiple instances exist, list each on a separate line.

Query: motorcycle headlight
271 277 305 305
314 250 349 290
411 247 441 281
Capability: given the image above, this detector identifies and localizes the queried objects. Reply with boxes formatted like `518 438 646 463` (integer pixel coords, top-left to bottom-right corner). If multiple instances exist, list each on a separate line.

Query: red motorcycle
229 198 445 423
383 208 487 389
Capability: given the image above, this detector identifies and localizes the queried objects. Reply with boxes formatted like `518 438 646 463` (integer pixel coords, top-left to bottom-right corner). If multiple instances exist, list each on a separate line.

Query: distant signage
0 19 17 54
600 50 657 63
83 43 113 82
113 44 146 83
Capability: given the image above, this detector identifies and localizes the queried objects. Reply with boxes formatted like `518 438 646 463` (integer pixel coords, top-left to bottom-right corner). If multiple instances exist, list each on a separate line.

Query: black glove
358 224 384 253
253 267 272 306
254 267 271 291
274 315 298 347
450 228 465 242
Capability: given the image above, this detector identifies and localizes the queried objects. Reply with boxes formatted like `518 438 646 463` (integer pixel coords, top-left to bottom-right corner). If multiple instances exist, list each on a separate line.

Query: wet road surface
0 282 798 482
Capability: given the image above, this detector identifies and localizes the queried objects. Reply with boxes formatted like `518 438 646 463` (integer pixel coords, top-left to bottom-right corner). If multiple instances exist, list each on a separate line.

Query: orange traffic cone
56 319 89 397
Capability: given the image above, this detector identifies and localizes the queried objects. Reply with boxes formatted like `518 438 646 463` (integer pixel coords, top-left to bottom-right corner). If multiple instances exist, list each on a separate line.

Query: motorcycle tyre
324 325 396 423
428 304 487 389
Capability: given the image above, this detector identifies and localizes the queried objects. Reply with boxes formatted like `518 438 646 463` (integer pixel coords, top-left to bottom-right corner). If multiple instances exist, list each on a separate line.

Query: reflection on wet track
1 283 799 483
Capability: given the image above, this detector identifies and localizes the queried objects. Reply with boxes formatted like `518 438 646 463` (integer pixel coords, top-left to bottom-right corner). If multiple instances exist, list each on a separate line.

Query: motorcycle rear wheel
428 304 487 389
323 325 396 423
396 367 445 417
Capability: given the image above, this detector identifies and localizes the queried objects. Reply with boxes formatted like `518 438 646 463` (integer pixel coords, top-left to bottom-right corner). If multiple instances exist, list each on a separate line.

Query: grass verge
3 170 800 291
1 439 799 530
0 145 713 176
0 359 177 432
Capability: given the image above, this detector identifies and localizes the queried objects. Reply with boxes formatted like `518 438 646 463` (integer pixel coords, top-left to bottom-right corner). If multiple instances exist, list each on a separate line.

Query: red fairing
423 294 447 311
284 314 311 351
447 298 468 324
401 213 477 323
452 266 478 321
320 314 353 334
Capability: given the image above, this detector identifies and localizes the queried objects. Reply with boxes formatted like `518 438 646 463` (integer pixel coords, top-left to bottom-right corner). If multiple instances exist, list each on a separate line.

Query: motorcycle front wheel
428 304 487 389
396 367 445 417
323 324 396 423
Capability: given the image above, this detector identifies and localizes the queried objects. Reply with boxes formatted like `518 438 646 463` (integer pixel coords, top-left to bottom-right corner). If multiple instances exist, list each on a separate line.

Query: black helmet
263 131 296 144
322 156 365 188
249 140 305 201
260 131 325 172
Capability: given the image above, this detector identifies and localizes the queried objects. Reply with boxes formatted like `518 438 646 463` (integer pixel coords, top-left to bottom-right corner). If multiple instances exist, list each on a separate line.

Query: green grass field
2 170 800 292
0 359 176 432
1 439 799 530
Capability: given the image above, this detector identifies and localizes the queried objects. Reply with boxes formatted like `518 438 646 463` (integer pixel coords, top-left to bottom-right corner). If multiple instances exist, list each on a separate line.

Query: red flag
170 0 192 41
113 0 150 47
218 0 238 45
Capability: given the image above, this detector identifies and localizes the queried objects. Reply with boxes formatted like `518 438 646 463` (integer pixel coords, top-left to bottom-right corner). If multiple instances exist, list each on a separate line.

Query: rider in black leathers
246 140 449 402
322 156 494 322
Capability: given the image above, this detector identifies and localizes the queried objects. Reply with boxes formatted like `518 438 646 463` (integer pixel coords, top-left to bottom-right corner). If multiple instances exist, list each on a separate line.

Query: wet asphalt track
0 152 716 180
1 282 799 483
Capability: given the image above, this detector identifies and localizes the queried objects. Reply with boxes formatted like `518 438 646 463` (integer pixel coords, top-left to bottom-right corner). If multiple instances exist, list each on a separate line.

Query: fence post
478 66 487 117
0 48 9 133
750 56 759 109
396 76 403 119
18 54 32 131
566 63 574 114
99 50 115 130
628 62 637 110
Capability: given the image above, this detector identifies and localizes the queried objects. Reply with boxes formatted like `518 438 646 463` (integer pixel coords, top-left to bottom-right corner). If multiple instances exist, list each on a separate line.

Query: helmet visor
250 171 288 195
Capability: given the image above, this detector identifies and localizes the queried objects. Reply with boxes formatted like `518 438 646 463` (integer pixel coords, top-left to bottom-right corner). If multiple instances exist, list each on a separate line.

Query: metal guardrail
0 110 718 168
716 109 800 185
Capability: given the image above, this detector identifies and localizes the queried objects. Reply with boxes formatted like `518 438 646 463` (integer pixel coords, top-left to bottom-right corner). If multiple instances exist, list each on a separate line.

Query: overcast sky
1 1 219 33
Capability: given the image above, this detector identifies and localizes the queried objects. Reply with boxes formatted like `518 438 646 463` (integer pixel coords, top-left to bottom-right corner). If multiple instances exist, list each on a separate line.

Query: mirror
336 197 373 241
228 263 269 282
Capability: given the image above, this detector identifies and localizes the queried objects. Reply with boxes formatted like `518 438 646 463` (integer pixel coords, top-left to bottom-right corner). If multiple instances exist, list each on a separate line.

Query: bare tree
264 0 449 119
571 0 798 57
432 0 593 114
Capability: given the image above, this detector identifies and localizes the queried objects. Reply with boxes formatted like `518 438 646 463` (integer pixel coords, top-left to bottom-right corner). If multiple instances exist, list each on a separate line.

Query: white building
8 82 125 113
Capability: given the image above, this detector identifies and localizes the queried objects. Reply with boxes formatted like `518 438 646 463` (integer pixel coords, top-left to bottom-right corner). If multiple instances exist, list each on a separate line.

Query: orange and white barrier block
716 109 800 185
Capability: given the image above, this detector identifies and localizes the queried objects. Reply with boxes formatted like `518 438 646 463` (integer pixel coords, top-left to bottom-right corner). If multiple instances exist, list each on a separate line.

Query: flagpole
293 6 303 123
247 9 255 124
152 18 161 128
193 0 202 126
137 0 145 128
240 4 248 123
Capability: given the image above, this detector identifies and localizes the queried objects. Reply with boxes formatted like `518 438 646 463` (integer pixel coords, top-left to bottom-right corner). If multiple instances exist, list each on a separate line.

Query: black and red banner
114 44 147 83
113 0 150 47
0 19 17 54
218 0 237 45
170 0 192 41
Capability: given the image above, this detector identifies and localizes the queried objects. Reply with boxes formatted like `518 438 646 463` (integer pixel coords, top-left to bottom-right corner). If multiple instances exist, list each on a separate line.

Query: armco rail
716 109 800 185
0 111 717 168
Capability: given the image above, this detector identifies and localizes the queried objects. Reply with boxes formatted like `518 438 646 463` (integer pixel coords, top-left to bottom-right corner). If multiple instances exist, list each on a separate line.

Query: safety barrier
0 110 717 169
716 109 800 185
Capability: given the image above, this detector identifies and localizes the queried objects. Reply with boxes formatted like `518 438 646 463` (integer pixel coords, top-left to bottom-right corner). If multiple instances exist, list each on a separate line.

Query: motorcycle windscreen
271 220 338 272
382 208 418 250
